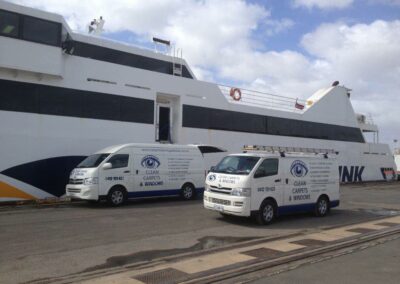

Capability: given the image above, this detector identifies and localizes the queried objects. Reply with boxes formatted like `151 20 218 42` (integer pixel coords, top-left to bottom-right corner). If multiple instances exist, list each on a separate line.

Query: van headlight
83 177 98 185
231 188 251 197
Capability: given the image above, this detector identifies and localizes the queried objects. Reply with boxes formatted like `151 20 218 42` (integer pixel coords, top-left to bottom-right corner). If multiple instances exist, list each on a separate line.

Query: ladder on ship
172 47 183 76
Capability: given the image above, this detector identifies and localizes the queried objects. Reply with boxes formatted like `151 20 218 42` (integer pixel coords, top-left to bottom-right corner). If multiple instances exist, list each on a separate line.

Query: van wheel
315 196 329 217
256 200 276 225
181 183 195 200
107 186 127 206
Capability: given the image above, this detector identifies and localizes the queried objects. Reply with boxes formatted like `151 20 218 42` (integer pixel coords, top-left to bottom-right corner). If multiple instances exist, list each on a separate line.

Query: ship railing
218 85 307 113
357 113 376 125
365 113 375 125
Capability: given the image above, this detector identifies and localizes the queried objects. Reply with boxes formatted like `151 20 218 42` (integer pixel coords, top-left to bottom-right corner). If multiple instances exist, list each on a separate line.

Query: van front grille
67 188 81 193
211 198 231 206
210 185 232 195
69 179 83 185
210 185 232 190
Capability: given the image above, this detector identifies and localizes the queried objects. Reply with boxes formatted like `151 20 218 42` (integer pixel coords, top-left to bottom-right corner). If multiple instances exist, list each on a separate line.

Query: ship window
22 16 61 46
0 10 19 37
182 105 365 143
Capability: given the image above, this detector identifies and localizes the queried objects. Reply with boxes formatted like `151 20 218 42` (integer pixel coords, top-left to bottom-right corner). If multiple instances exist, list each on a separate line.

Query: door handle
274 179 281 182
124 170 130 173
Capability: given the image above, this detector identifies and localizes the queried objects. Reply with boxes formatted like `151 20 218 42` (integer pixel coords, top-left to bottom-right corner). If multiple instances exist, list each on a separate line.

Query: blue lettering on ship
339 166 364 182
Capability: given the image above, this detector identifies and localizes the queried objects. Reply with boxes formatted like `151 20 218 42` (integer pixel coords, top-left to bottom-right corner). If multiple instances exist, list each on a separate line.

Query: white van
204 146 340 224
66 143 224 205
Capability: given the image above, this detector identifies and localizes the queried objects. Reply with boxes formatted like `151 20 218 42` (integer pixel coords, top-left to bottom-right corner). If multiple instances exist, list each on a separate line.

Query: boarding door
252 158 283 206
156 103 172 142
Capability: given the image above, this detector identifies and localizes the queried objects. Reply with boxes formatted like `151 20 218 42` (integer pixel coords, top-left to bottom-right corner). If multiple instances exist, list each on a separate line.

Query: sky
9 0 400 147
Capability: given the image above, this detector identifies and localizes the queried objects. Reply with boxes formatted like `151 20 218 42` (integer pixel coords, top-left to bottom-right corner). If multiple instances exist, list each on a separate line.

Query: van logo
208 174 216 181
141 155 160 169
290 160 308 177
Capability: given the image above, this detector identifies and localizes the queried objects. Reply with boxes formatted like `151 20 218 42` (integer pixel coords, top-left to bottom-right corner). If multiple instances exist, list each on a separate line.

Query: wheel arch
108 184 128 195
262 197 278 212
181 181 195 189
318 194 330 203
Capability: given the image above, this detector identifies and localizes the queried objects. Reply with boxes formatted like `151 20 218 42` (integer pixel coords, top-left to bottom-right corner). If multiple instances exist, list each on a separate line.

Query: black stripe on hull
0 79 154 124
1 156 86 197
72 41 194 79
182 105 365 143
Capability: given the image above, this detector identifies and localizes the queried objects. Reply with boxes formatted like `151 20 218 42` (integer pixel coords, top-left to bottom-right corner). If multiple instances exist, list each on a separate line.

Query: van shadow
212 208 380 230
73 195 204 210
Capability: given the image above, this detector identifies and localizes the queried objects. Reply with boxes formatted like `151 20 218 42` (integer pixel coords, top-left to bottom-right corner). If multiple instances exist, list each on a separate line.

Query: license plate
214 204 224 212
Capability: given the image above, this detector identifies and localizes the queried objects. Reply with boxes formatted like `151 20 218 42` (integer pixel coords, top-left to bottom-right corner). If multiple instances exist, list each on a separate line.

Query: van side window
254 159 278 178
107 154 129 169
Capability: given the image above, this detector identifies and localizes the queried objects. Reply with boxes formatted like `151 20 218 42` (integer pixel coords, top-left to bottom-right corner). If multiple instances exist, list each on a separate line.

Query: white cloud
11 0 185 33
292 0 354 10
264 18 295 36
368 0 400 5
301 20 400 142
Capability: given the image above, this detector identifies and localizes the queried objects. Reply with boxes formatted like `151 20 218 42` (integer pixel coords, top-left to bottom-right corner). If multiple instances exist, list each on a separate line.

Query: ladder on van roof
243 145 337 155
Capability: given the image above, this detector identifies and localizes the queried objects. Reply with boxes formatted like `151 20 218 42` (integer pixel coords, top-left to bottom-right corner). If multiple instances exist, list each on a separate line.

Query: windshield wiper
235 170 249 174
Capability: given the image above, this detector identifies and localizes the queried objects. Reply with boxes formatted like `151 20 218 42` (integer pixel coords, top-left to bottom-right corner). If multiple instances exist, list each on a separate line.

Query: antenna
153 37 171 54
153 37 171 46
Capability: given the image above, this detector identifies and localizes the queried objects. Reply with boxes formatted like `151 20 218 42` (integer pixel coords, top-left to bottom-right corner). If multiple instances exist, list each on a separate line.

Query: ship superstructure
0 1 396 201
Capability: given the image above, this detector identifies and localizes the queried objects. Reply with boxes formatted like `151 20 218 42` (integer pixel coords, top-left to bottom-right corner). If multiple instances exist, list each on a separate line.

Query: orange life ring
230 88 242 101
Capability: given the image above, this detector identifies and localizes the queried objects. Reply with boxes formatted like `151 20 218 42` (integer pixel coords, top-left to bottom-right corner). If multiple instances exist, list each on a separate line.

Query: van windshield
76 153 110 168
212 156 260 175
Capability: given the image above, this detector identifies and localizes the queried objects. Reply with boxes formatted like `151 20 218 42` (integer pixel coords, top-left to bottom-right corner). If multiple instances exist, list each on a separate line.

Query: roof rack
243 145 337 155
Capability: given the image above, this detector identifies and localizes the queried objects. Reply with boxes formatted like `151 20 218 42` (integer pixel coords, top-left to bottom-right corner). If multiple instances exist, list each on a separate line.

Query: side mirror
102 163 112 170
210 166 215 172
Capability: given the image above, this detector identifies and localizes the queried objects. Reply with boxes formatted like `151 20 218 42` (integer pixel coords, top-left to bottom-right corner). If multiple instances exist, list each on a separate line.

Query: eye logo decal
290 160 308 177
208 174 216 181
141 155 160 169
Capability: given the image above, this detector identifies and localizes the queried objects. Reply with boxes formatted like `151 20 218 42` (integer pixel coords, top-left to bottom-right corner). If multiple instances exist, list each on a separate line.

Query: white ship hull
0 1 395 201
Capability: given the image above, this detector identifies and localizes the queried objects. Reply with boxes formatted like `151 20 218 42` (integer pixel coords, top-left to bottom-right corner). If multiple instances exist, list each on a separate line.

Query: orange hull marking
0 181 35 199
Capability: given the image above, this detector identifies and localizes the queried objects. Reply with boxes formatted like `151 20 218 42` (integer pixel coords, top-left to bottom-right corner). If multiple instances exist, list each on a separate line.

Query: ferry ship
0 1 396 201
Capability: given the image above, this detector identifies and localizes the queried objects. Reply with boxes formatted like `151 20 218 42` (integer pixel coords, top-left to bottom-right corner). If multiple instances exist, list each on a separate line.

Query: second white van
66 143 224 205
204 146 340 224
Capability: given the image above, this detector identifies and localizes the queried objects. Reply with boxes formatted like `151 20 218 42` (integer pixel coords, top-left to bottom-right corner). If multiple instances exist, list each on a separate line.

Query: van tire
256 200 276 225
181 183 195 200
107 186 127 206
315 196 329 217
